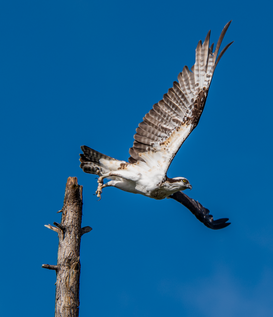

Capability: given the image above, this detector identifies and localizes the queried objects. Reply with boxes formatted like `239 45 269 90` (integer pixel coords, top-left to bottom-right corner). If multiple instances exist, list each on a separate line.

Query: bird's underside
79 22 233 230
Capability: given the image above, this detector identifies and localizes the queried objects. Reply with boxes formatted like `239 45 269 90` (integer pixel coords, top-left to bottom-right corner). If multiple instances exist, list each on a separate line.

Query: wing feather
151 107 178 128
186 66 195 93
213 21 232 65
138 122 168 138
179 66 194 101
134 133 156 146
144 113 173 134
133 141 152 152
136 126 162 141
167 88 187 111
128 22 232 179
200 30 211 87
157 100 183 122
163 94 185 117
194 40 202 88
129 147 144 161
215 41 234 67
173 81 190 106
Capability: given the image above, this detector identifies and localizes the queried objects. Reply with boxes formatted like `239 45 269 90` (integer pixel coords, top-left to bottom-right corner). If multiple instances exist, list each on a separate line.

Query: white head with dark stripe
163 177 192 191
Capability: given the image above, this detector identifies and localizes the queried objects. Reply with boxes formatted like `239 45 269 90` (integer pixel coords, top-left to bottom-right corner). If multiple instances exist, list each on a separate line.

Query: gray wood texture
43 177 92 317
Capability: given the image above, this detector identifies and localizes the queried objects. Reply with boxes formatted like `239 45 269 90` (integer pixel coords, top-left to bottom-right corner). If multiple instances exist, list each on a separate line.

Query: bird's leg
95 170 141 200
95 183 103 200
95 173 111 200
95 183 108 201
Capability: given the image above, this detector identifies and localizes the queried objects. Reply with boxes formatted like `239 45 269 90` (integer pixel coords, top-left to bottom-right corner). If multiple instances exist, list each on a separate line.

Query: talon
95 182 103 200
95 174 109 200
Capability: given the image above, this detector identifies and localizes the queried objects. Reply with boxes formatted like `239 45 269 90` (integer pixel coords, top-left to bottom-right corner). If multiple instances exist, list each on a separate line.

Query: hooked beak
188 184 192 190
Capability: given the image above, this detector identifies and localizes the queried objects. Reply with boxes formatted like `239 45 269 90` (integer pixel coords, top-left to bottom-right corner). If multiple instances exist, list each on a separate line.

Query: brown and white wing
128 21 233 177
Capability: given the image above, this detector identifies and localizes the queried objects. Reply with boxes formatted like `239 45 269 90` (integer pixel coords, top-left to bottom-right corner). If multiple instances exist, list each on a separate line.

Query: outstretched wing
129 21 233 177
169 191 230 230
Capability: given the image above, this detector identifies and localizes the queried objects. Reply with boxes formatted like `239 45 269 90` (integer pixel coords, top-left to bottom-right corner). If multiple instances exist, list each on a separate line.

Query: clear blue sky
1 1 273 316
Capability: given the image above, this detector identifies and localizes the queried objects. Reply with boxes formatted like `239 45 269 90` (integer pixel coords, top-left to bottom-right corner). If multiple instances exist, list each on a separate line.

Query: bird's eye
182 179 188 184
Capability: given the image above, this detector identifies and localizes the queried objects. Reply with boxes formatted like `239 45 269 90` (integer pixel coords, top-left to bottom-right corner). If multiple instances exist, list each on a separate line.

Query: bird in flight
80 22 233 230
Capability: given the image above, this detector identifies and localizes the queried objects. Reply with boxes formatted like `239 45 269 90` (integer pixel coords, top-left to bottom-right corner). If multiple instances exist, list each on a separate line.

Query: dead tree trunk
42 177 92 317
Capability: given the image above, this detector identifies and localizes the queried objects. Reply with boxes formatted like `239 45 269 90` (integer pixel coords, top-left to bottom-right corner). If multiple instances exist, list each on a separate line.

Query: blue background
1 1 273 316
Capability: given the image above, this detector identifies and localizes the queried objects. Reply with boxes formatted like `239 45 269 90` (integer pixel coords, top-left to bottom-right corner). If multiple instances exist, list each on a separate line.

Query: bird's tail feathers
79 145 117 175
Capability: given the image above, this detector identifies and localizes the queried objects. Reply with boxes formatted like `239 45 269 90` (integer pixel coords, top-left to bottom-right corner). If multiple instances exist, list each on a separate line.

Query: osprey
80 22 233 230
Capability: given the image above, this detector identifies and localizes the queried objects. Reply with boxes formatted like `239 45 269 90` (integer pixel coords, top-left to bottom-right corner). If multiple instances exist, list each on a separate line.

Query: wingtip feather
215 41 234 67
213 21 232 64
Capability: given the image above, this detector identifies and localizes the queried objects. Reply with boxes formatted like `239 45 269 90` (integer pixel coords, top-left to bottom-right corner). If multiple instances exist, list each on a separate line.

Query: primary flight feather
80 22 233 229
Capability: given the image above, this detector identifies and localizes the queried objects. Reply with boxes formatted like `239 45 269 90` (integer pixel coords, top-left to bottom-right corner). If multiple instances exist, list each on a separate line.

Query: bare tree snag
42 177 92 317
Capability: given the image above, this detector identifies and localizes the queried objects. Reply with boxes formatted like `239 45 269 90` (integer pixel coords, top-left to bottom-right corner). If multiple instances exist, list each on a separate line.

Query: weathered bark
42 177 92 317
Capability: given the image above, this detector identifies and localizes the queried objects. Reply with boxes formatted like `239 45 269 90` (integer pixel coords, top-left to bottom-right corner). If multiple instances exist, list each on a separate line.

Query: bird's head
164 177 192 191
